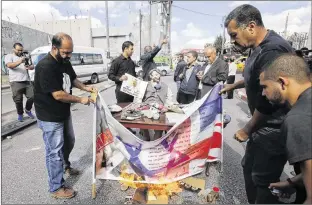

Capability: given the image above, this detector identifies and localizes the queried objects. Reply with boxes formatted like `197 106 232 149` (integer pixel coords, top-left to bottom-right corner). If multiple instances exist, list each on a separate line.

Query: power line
172 4 225 17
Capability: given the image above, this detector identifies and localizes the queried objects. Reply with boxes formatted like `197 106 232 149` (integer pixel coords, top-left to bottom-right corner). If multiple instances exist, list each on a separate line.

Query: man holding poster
108 41 136 103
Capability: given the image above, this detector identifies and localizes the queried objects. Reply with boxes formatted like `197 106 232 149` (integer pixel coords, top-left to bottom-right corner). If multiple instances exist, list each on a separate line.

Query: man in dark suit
140 38 168 81
173 53 187 90
197 46 229 98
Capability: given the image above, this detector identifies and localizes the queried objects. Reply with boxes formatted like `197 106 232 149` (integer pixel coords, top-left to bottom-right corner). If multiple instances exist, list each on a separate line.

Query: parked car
135 62 172 78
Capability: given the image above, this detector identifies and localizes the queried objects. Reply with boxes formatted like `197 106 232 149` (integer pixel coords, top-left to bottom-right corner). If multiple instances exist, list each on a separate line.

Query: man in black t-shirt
260 54 312 204
220 4 294 204
34 32 96 199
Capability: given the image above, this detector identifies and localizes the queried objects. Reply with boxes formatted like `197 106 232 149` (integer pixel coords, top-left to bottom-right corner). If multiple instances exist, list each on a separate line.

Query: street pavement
1 74 294 204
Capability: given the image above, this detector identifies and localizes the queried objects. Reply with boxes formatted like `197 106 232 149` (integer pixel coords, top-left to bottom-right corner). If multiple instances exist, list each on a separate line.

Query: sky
2 1 311 53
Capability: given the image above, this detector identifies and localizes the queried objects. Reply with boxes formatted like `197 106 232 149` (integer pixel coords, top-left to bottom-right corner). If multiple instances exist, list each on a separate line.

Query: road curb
1 83 115 139
1 85 10 90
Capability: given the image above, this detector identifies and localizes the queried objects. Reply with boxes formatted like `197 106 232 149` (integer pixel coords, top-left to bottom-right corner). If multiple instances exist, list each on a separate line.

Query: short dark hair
52 33 72 48
187 50 198 60
224 4 264 28
13 43 23 48
122 41 134 51
262 54 310 84
178 53 184 58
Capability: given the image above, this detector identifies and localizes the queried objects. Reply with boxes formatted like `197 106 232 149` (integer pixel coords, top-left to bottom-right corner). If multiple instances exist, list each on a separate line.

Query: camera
21 51 32 66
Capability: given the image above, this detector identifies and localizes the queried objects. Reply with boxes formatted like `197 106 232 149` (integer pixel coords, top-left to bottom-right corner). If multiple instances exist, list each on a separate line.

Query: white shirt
229 62 237 76
5 54 29 82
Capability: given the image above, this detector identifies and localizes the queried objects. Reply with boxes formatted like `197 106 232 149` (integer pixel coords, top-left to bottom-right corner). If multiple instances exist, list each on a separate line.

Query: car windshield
31 53 47 66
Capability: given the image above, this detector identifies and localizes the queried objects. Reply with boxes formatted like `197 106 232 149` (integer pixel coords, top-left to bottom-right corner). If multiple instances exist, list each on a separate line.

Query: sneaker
51 187 76 199
25 110 35 119
18 115 23 122
65 167 80 176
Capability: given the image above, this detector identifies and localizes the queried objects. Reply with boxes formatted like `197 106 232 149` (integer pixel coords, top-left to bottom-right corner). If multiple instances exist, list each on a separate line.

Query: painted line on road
1 83 115 139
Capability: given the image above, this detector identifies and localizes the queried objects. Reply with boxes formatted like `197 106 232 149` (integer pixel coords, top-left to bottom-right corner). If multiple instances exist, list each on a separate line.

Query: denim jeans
37 115 75 193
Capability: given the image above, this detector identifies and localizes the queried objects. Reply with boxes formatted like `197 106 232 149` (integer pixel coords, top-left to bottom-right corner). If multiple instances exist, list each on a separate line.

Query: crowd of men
3 2 311 203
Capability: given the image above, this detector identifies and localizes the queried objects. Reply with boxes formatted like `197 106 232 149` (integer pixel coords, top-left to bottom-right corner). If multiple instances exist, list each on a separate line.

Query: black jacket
200 58 229 98
173 60 187 82
141 46 162 81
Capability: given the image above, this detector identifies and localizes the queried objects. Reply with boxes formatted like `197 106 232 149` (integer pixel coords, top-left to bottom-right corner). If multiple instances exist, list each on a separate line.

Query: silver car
135 62 172 77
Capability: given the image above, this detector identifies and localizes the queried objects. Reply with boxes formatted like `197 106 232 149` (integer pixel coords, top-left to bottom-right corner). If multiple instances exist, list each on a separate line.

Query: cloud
229 1 251 8
254 1 270 4
110 13 121 18
98 9 105 14
181 23 204 38
2 1 64 24
172 17 181 23
134 1 149 10
77 1 115 10
262 5 311 34
172 23 215 53
2 1 103 28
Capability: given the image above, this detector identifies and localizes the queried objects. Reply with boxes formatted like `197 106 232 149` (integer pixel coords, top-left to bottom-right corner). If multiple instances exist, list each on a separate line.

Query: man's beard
231 42 249 54
268 89 284 105
56 50 70 63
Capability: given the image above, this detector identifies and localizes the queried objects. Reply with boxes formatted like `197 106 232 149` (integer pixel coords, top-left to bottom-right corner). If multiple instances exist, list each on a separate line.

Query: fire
119 164 182 198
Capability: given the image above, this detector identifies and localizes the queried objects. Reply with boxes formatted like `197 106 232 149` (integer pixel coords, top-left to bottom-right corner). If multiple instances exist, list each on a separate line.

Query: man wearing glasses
5 43 35 122
34 32 96 199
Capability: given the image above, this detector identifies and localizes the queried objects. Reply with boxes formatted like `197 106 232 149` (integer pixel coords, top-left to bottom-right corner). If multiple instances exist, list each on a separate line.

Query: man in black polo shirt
108 41 136 103
220 4 294 203
260 54 311 204
34 32 96 199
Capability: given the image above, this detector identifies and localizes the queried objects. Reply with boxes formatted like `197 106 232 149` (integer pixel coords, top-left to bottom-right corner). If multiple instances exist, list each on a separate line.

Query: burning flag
92 83 224 186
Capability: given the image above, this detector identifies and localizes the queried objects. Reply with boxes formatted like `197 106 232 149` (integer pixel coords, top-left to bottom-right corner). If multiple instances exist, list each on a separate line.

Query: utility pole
105 1 110 68
284 13 289 38
149 1 152 45
167 1 172 56
16 16 19 24
220 16 226 57
139 9 142 57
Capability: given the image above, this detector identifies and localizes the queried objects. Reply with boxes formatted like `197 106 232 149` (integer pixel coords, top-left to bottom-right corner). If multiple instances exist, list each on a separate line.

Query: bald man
34 32 96 199
197 46 229 98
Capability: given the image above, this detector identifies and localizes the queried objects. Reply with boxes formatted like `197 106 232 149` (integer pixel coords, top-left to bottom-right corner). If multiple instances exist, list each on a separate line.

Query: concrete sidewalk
1 80 115 138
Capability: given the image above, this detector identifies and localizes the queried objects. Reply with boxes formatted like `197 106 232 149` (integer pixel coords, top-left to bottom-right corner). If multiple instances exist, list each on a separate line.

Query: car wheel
161 70 167 76
91 74 99 84
137 71 143 78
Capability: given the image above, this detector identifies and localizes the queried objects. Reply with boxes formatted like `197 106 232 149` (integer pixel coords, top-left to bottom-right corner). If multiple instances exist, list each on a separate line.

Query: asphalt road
1 75 293 204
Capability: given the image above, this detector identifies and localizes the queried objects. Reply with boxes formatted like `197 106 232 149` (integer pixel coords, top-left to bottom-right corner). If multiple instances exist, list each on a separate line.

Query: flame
119 164 182 197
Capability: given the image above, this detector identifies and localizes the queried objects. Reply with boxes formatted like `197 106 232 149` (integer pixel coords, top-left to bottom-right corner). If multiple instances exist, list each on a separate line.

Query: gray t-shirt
5 53 29 82
282 87 312 165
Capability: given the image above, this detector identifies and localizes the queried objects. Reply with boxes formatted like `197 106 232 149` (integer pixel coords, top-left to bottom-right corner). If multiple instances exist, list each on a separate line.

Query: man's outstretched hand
219 84 235 95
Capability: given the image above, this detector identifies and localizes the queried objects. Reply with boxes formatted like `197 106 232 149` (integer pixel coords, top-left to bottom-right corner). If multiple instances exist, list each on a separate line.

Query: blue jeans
37 115 75 193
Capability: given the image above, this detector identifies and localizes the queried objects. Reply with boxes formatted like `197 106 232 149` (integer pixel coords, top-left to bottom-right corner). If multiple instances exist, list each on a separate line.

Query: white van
28 46 109 84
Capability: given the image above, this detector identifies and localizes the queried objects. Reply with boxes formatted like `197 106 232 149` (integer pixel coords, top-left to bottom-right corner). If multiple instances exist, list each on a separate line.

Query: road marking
25 146 41 153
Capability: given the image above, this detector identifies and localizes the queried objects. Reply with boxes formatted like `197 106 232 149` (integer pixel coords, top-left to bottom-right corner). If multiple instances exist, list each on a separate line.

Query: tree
213 35 223 54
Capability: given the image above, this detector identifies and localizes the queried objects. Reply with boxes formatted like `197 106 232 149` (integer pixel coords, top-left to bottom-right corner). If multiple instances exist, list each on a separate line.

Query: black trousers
242 136 287 204
177 91 196 104
10 81 34 115
227 75 235 99
115 85 134 103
